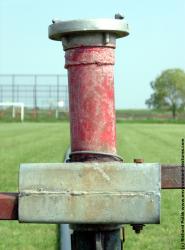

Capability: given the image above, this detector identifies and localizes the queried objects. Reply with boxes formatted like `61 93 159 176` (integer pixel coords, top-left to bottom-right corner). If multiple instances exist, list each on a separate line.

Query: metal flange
49 18 129 41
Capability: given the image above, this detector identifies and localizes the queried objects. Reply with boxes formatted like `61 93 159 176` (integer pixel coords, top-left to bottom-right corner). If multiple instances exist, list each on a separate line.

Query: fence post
56 75 60 119
33 75 37 109
0 85 3 102
12 75 15 103
32 75 38 119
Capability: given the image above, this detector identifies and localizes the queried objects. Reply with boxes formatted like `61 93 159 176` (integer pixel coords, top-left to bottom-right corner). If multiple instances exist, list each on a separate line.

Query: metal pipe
60 224 71 250
66 46 116 154
49 16 129 250
49 17 129 160
60 147 72 250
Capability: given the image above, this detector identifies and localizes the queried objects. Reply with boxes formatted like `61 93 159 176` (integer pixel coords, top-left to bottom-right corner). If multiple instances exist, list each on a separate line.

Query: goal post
0 102 24 122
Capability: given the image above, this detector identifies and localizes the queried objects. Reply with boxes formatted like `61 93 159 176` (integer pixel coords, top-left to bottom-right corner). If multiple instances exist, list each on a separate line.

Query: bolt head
52 19 61 24
134 159 144 163
131 224 145 234
115 13 124 20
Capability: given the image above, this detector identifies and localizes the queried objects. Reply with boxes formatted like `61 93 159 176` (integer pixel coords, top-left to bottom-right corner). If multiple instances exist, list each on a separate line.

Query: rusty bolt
131 224 145 234
134 158 144 164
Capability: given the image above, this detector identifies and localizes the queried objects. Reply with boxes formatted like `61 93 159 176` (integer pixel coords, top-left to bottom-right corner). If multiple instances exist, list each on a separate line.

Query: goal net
0 102 24 121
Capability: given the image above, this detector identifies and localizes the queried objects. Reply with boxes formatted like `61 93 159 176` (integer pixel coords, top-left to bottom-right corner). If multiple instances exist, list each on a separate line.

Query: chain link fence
0 74 69 121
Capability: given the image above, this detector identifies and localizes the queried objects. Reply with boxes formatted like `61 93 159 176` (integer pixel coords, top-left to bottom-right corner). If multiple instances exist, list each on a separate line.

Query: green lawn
0 122 184 249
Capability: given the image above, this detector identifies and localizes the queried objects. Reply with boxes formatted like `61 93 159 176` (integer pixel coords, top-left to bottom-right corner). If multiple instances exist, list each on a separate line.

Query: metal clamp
19 162 160 224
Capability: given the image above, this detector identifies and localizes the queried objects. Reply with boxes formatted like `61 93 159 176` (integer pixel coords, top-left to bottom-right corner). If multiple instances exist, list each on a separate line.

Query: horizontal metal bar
161 165 183 189
0 74 66 77
0 85 67 88
0 193 18 220
0 165 183 221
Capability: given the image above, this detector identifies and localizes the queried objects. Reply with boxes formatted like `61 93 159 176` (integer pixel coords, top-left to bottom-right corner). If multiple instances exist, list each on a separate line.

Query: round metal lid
49 18 129 41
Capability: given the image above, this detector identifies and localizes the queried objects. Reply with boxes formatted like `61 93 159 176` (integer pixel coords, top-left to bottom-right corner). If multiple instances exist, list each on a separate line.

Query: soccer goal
0 102 24 122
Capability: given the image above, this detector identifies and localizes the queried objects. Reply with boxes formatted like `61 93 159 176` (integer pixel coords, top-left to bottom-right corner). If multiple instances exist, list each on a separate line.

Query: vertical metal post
12 75 15 103
0 85 3 102
32 75 38 119
49 85 51 110
49 16 129 250
56 75 60 119
60 147 72 250
12 105 16 119
20 103 24 122
12 75 15 119
33 75 37 109
17 85 19 102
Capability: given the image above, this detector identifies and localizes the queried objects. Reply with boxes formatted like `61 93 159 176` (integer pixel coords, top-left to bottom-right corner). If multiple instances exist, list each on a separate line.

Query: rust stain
66 47 116 154
0 193 18 220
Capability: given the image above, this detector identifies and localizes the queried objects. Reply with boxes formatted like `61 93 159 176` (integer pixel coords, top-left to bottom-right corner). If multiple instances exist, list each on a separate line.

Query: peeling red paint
65 46 117 154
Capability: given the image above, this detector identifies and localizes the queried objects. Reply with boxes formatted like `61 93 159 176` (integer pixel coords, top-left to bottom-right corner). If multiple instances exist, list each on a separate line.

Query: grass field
0 122 184 250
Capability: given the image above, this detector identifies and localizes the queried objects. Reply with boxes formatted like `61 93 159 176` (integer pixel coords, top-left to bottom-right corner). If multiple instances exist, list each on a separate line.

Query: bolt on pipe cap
49 18 129 41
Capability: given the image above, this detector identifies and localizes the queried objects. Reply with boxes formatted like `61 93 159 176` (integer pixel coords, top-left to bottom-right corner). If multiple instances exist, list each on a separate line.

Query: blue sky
0 0 185 109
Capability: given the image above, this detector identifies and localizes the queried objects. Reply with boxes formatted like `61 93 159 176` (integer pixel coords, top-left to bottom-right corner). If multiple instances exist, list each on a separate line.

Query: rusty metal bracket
0 193 18 220
18 162 160 224
161 165 183 189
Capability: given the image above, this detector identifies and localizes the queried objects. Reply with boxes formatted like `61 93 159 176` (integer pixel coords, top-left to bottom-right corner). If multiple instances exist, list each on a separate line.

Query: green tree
146 68 185 119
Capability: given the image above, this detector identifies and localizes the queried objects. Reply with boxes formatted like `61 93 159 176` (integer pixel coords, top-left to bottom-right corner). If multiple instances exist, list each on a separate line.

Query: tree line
146 68 185 119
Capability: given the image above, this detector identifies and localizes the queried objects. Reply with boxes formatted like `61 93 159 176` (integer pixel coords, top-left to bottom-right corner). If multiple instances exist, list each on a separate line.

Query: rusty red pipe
66 46 116 154
53 18 127 250
49 18 129 162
